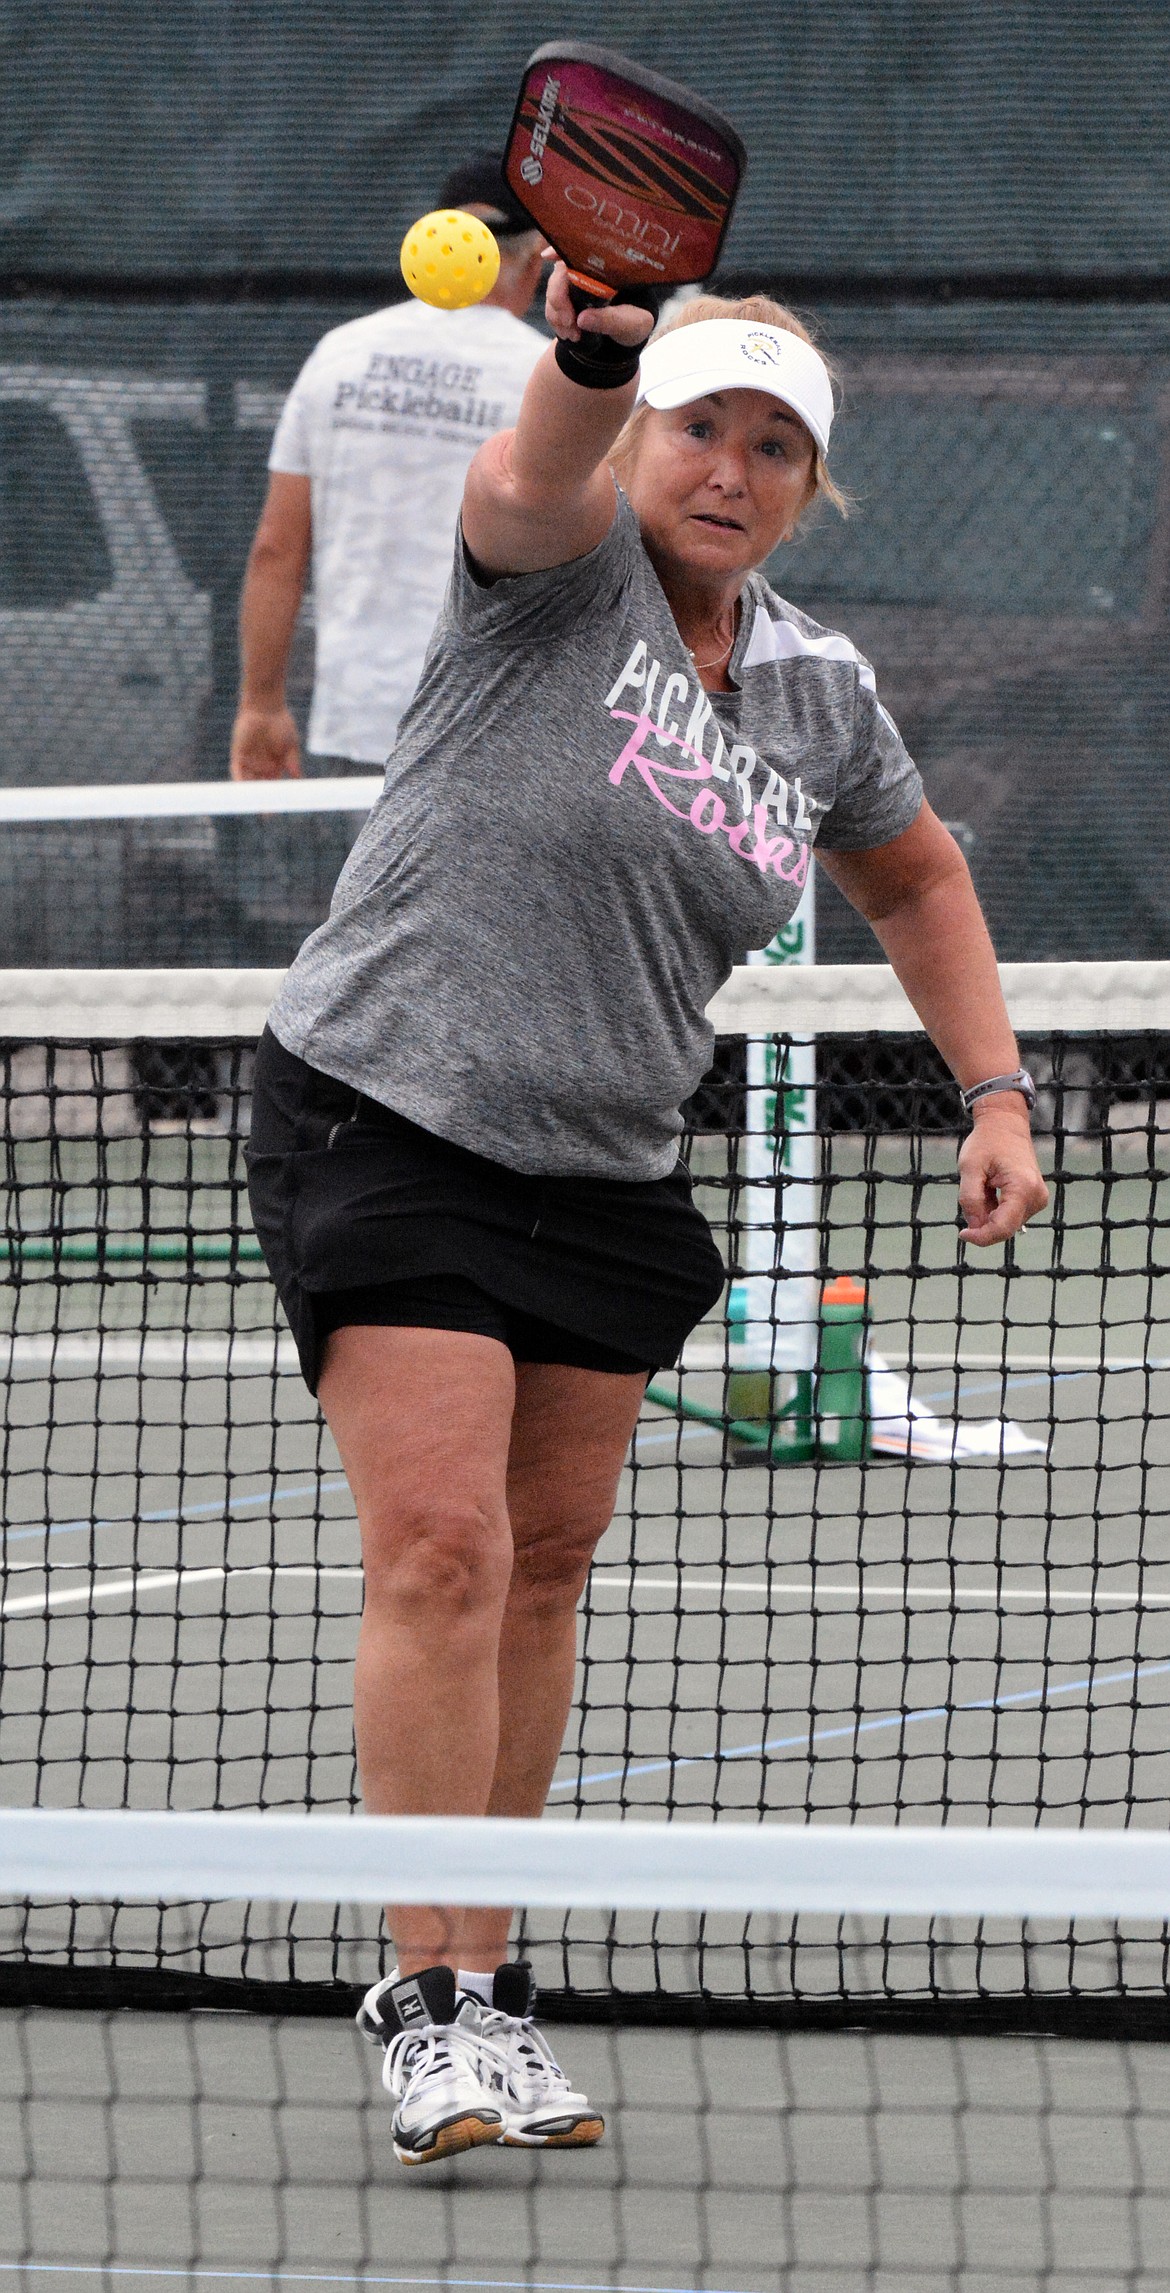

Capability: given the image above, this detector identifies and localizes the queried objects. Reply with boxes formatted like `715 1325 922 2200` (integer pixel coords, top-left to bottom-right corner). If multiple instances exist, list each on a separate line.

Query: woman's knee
508 1503 611 1614
362 1492 513 1624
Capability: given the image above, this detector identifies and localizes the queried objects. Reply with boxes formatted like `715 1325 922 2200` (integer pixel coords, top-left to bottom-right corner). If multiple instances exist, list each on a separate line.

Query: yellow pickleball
400 209 501 309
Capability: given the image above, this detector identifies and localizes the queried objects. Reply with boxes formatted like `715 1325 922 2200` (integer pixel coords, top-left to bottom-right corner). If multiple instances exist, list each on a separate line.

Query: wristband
554 335 642 390
960 1069 1037 1114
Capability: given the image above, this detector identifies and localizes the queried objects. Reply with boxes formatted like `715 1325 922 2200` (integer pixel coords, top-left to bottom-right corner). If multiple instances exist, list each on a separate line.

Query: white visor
636 320 834 458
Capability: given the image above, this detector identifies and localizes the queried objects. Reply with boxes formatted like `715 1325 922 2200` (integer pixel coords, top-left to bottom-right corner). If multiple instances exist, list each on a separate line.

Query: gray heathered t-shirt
268 491 923 1180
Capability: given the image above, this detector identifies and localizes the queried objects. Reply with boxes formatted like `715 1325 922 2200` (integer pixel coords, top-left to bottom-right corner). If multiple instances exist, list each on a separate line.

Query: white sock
457 1967 496 2006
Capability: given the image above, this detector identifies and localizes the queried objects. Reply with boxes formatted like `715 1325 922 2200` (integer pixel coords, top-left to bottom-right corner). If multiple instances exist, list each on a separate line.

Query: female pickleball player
246 274 1049 2163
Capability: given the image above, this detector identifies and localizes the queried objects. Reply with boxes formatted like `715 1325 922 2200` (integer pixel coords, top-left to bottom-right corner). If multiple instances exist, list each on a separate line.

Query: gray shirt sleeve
815 664 924 852
446 498 638 648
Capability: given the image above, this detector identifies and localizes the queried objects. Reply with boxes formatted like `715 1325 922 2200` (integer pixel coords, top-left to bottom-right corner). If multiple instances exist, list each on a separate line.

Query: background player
229 157 545 782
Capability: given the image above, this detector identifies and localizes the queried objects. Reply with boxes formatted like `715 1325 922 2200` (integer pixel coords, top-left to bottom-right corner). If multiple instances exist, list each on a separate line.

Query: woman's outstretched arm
462 262 654 577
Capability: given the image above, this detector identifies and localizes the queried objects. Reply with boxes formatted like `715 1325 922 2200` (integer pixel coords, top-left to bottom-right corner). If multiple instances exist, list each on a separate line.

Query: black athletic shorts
245 1028 726 1395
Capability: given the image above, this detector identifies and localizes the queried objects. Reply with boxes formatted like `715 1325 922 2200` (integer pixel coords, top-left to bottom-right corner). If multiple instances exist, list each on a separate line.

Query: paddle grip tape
554 335 642 389
554 279 659 389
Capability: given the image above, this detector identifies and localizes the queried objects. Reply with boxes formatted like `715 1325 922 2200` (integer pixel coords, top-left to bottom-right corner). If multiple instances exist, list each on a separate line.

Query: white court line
586 1573 1170 1609
870 1351 1168 1372
883 1352 1167 1371
6 1565 1166 1620
0 2267 673 2293
0 1335 299 1373
0 1564 361 1619
677 1345 1166 1376
5 1337 1165 1377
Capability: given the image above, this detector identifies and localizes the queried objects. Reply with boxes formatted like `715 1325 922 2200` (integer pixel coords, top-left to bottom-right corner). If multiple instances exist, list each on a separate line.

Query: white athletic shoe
357 1964 504 2165
463 1962 604 2148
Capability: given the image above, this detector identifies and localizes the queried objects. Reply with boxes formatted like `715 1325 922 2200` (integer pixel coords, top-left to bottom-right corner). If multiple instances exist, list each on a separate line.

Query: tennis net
1 959 1169 2026
0 780 382 970
4 1810 1170 2293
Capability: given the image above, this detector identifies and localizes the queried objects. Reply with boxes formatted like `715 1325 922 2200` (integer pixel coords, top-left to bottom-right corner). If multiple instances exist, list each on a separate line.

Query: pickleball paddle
503 41 745 376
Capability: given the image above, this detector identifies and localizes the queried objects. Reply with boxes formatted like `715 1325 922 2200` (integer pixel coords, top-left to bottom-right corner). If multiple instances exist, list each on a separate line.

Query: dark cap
436 153 536 238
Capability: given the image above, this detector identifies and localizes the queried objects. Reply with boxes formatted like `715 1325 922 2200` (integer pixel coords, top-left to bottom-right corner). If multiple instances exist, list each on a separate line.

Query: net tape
6 1808 1170 1923
1 959 1167 1041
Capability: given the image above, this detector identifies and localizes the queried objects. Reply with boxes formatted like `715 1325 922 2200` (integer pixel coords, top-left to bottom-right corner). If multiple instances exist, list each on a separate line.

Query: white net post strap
2 1809 1170 1921
731 877 818 1375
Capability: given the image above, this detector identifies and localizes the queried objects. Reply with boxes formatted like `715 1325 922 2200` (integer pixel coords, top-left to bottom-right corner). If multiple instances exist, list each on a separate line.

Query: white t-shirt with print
269 299 545 763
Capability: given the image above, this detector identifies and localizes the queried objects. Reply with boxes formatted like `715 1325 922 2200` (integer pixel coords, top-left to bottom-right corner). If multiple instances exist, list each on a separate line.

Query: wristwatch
960 1068 1037 1115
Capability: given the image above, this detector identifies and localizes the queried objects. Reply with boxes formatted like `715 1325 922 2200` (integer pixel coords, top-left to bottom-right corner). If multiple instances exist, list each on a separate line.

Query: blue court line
0 2272 728 2293
919 1375 1045 1407
4 1480 352 1550
16 1354 1162 1550
919 1362 1167 1409
17 1428 720 1549
635 1361 1130 1440
14 1422 716 1547
9 1355 1160 1551
549 1654 1170 1796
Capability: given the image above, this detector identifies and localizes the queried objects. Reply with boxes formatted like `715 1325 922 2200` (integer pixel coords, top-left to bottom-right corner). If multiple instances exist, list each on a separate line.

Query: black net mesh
1 1018 1167 2028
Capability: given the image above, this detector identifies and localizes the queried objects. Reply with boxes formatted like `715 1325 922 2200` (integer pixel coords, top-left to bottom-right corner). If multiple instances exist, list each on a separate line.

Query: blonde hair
609 291 847 523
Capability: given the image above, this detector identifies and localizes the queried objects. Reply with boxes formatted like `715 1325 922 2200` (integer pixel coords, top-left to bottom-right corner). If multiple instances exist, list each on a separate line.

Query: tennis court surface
2 956 1169 2288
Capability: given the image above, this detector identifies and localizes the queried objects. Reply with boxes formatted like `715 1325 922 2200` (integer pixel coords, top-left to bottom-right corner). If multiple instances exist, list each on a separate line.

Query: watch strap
960 1068 1037 1114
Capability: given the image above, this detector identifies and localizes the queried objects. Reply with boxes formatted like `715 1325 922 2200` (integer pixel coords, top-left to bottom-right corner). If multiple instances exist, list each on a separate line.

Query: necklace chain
686 607 739 674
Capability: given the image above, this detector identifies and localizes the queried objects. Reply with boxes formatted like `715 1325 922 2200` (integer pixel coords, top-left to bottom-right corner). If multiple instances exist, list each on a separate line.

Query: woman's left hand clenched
957 1101 1050 1246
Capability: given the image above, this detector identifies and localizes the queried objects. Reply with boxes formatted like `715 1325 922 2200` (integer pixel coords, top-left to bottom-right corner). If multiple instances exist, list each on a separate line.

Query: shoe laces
384 2017 483 2100
473 2007 572 2100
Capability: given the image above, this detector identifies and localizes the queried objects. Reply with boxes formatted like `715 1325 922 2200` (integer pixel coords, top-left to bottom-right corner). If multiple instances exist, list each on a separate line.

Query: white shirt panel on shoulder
269 300 545 764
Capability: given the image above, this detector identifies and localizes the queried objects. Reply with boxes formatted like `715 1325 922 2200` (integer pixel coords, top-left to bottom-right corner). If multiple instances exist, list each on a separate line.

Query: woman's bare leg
319 1331 643 1980
318 1323 517 1977
457 1361 646 1974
